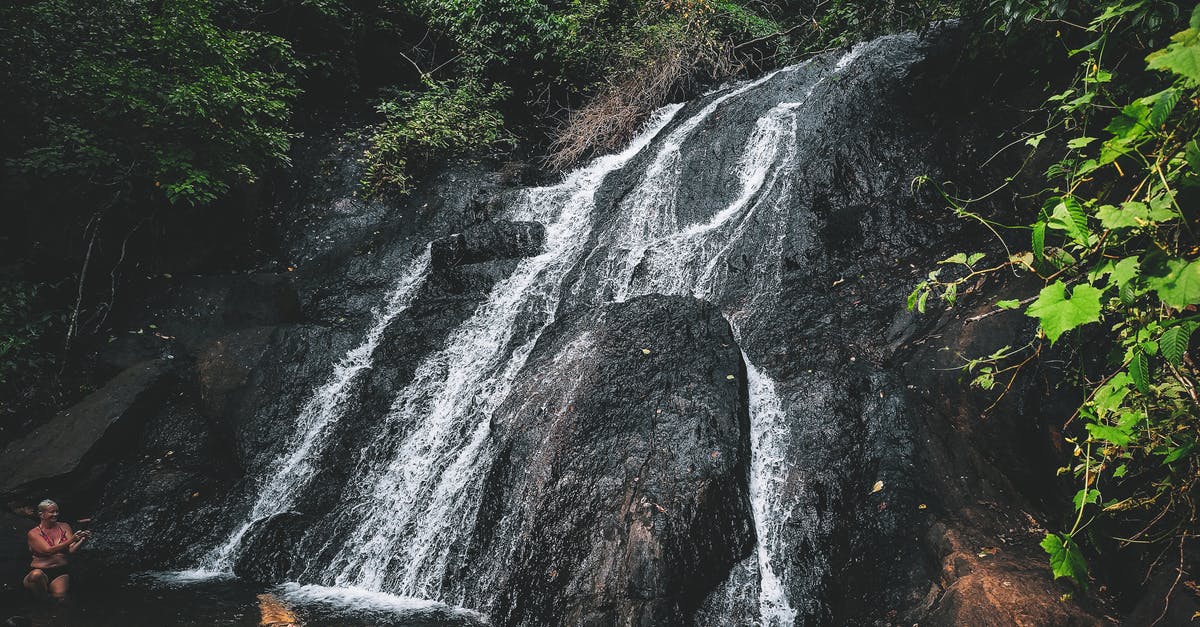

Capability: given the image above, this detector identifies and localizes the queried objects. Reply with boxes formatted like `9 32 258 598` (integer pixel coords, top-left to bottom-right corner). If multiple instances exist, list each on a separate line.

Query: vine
910 1 1200 591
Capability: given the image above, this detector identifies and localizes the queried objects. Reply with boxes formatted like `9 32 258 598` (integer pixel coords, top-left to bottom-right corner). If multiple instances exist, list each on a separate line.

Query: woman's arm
69 529 91 553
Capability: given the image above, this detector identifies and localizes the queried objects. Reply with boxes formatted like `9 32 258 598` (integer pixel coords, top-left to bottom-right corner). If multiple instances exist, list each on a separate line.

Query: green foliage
1041 532 1090 586
361 79 515 196
1025 281 1103 343
2 0 300 206
0 281 60 411
911 1 1200 590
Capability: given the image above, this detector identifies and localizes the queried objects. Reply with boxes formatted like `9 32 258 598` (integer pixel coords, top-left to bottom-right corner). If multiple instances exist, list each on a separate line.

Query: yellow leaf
641 348 651 355
871 480 884 494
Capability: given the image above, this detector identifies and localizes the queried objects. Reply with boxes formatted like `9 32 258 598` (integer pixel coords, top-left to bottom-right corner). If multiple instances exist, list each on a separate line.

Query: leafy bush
0 281 61 415
2 0 300 207
910 0 1200 591
361 79 516 196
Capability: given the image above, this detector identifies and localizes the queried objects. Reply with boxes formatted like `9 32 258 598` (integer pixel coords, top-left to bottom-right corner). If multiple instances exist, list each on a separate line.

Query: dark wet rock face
0 360 169 498
430 221 545 270
232 512 312 583
466 295 753 626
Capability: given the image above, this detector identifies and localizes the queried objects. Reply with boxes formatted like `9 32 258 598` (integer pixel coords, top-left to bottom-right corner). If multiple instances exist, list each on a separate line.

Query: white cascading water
205 41 878 624
197 249 432 572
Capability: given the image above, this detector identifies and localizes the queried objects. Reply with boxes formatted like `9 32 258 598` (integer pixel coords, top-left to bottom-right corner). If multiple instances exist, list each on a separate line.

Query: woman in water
23 499 90 600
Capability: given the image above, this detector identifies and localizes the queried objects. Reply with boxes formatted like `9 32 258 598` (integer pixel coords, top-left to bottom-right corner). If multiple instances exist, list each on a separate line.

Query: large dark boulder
465 294 754 626
231 511 312 584
0 359 169 502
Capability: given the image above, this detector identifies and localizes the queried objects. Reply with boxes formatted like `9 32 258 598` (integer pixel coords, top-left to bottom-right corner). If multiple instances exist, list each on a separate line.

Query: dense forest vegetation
1 0 1198 608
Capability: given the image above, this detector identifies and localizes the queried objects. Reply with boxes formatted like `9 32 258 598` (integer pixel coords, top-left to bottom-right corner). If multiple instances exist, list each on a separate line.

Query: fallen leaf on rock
978 547 998 557
918 503 927 510
641 348 651 355
725 374 735 380
871 480 884 494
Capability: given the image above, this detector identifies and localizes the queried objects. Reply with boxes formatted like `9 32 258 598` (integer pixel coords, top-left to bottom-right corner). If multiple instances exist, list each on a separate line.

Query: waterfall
203 38 890 624
198 249 431 572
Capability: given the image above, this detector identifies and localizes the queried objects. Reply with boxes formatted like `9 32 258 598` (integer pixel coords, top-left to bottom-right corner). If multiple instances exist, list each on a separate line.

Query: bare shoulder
27 527 38 539
61 523 73 533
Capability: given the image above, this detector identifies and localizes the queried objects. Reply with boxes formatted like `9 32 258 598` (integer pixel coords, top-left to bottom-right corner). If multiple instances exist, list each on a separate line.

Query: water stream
197 40 883 624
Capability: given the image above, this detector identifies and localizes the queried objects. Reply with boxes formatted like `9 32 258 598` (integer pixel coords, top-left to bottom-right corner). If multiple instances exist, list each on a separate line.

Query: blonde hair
37 499 57 514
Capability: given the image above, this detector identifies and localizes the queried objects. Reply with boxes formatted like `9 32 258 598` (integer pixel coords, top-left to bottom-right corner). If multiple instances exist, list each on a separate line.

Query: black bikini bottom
36 565 70 582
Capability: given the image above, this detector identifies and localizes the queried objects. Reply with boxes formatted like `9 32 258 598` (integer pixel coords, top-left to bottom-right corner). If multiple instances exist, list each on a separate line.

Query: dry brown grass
546 33 741 171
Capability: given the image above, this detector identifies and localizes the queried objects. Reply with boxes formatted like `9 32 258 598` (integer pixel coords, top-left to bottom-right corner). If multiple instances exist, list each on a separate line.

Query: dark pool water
1 571 486 626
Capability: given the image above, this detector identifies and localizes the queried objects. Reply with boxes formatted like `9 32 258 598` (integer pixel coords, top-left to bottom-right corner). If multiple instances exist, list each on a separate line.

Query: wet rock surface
430 221 545 270
467 295 753 626
0 359 170 498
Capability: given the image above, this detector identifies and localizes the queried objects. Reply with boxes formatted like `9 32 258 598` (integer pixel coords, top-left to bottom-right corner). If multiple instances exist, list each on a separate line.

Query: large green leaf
1105 101 1152 142
1161 324 1195 366
1086 422 1132 447
1130 350 1151 393
1041 533 1089 588
1096 202 1148 230
1145 258 1200 309
1026 282 1104 343
1032 221 1046 261
1146 13 1200 84
1047 197 1091 247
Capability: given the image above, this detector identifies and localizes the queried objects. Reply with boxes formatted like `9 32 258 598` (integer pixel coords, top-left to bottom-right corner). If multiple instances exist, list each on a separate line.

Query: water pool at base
2 571 485 627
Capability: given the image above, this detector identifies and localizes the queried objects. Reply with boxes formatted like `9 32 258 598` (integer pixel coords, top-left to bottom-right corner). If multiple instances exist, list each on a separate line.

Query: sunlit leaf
1026 281 1103 343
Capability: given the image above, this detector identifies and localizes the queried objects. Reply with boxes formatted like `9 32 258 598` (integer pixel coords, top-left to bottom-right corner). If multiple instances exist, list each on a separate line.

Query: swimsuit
31 525 71 581
39 565 70 582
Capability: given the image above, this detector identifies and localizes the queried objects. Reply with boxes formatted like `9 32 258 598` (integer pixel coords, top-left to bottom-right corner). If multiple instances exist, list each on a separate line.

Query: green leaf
940 253 968 265
1032 221 1046 261
1186 140 1200 173
1110 257 1141 289
1073 488 1101 509
1161 324 1194 366
1163 441 1194 464
1144 88 1181 127
966 252 986 266
1067 136 1097 149
996 299 1021 310
1113 464 1128 478
1086 423 1131 447
1026 282 1104 343
1148 196 1178 222
1095 202 1147 230
1130 351 1150 394
1146 258 1200 309
1041 532 1089 587
1147 27 1200 84
1093 372 1132 415
1047 197 1090 247
1105 101 1152 142
1026 133 1047 148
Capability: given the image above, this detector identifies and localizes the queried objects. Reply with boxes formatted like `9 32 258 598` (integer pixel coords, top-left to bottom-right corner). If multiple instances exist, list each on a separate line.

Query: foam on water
200 41 887 624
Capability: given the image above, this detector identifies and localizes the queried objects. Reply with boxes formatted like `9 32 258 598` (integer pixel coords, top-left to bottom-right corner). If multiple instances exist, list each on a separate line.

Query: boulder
429 221 545 270
232 511 312 584
0 359 169 500
466 294 754 626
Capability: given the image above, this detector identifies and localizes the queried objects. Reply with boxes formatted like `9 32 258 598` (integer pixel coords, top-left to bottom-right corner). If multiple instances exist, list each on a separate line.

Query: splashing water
198 249 432 572
203 39 891 624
